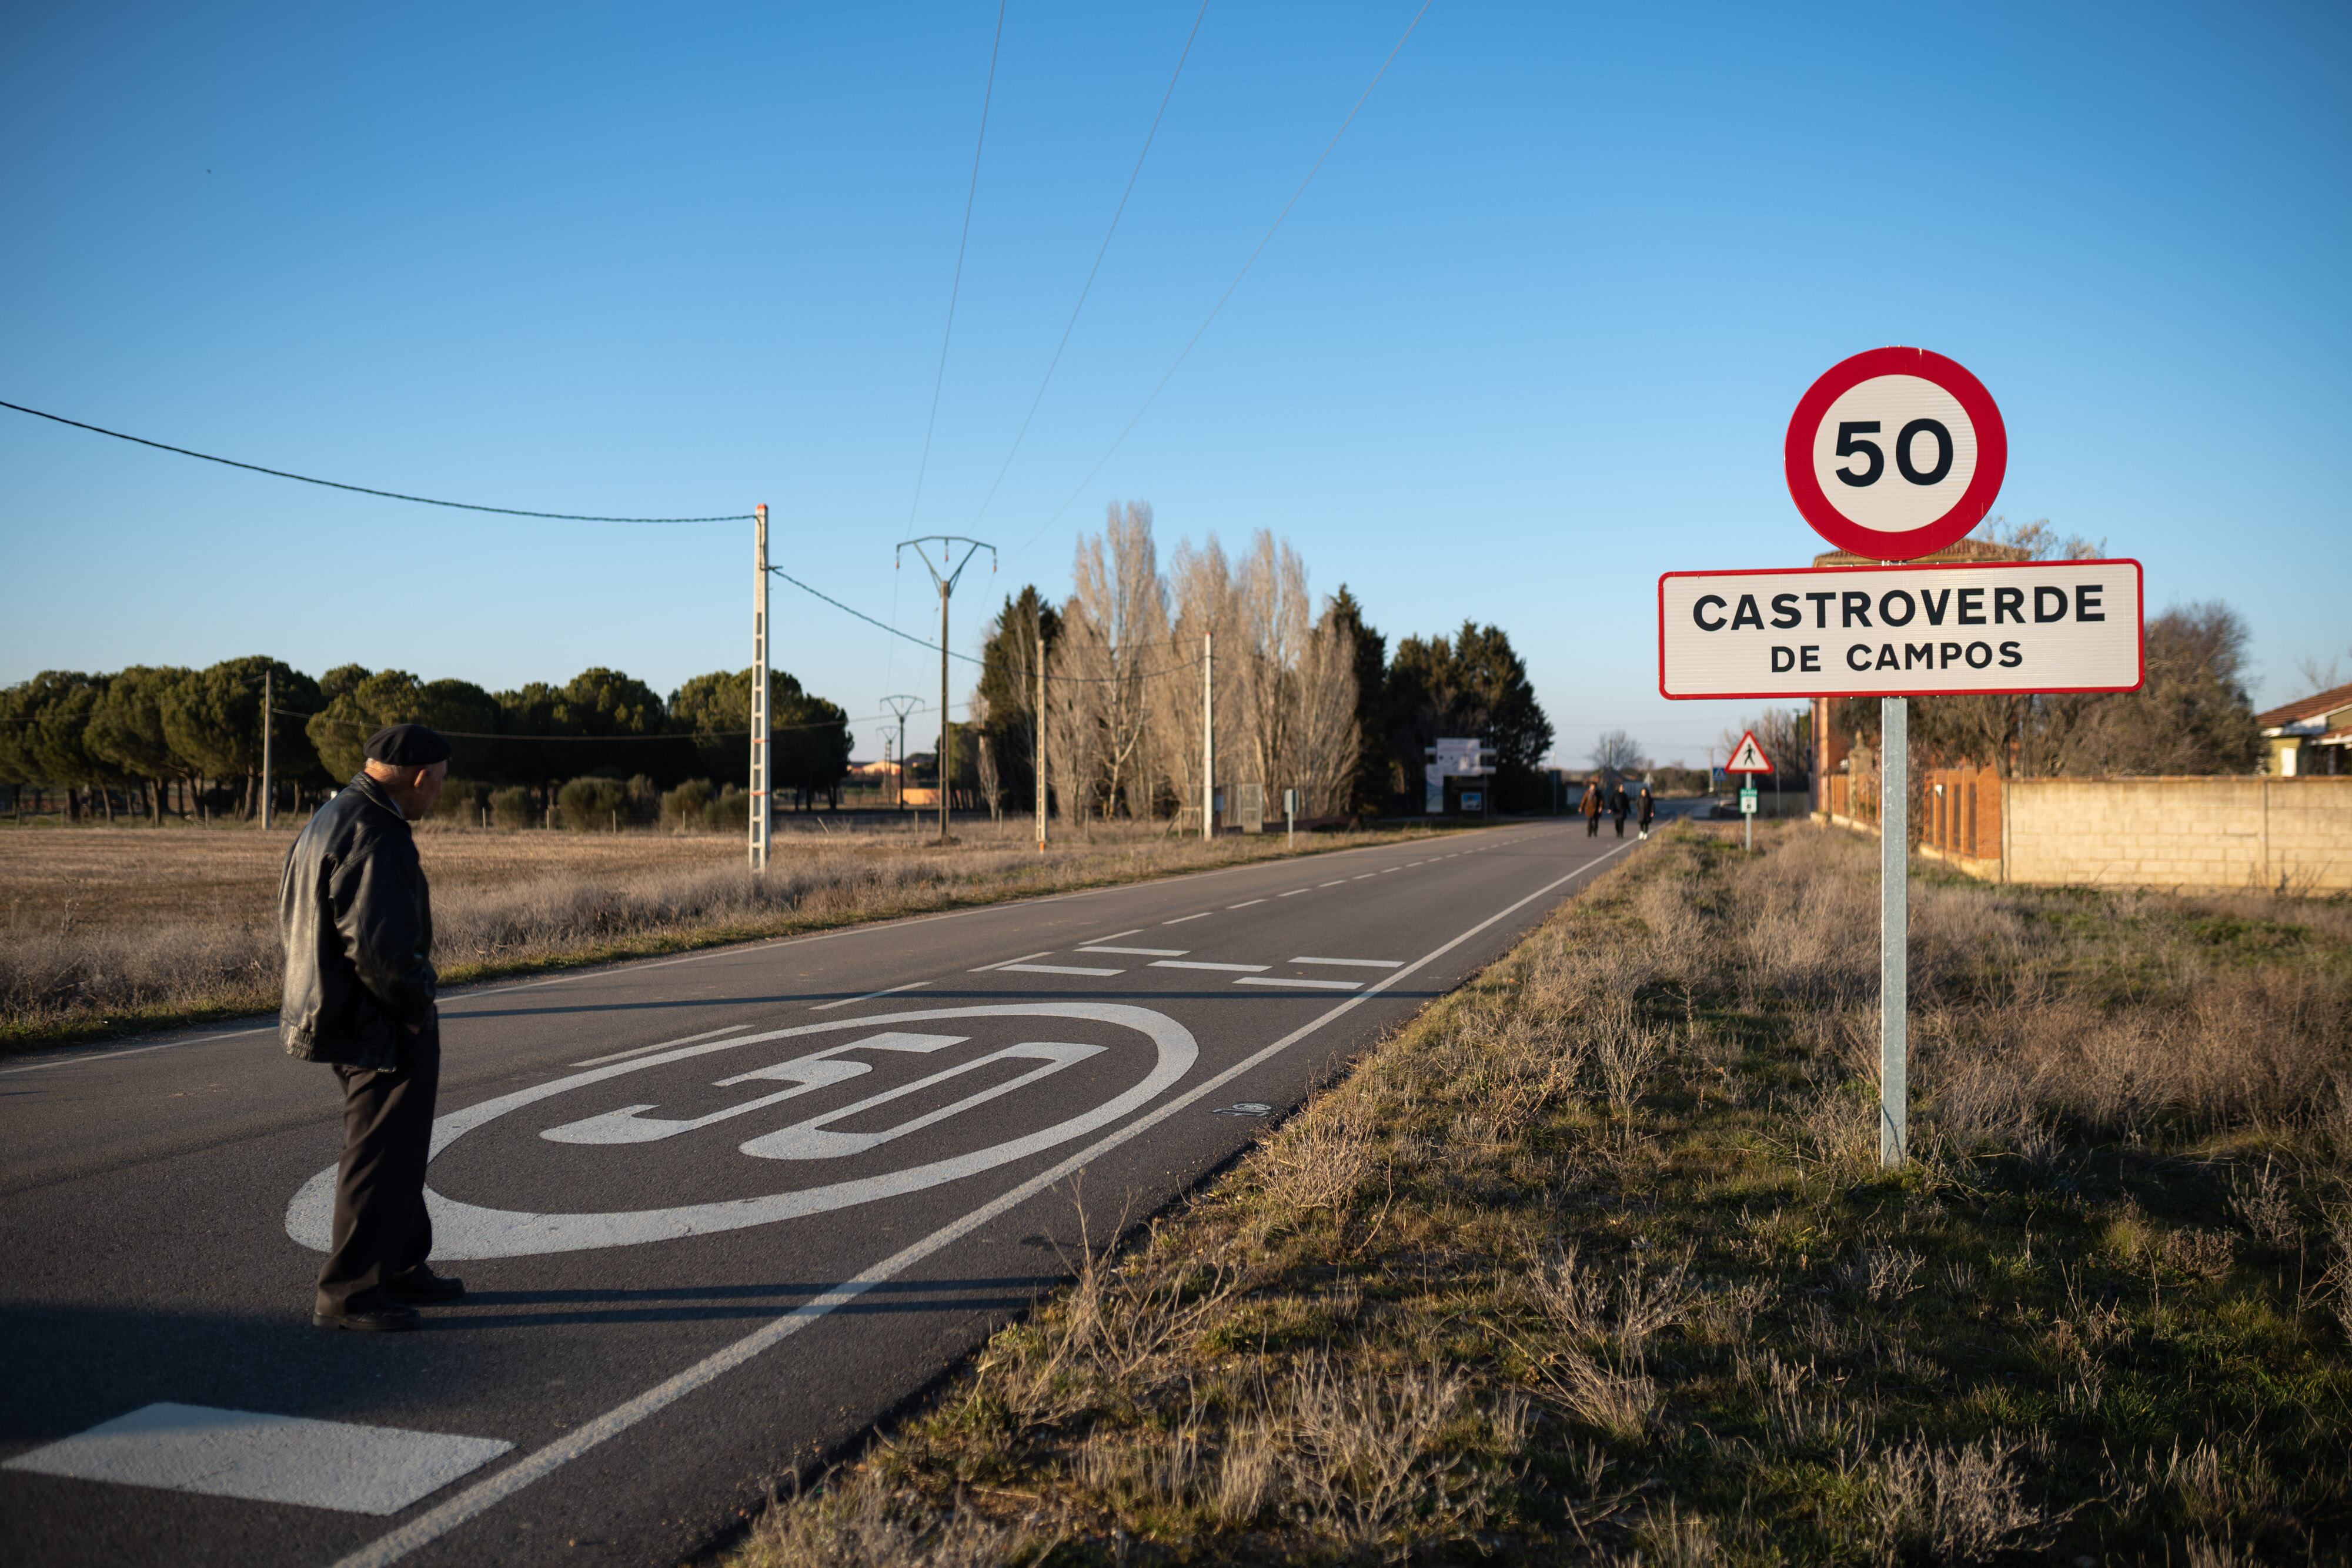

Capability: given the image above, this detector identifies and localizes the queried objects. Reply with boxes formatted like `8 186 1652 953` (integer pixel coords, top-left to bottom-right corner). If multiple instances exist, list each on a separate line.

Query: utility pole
749 504 771 873
1201 632 1215 841
881 696 923 817
896 536 994 844
1033 596 1048 852
260 668 273 830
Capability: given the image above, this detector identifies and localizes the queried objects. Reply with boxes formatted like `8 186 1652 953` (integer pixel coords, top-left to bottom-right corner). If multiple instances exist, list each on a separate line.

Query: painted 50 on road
1658 559 2144 700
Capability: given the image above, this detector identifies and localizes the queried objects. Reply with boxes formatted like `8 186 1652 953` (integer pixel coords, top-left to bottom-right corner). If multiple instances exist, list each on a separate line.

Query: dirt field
0 818 1448 1048
0 824 744 936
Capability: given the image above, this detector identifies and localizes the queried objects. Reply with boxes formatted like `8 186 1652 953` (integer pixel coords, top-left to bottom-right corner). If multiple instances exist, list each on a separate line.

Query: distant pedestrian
1610 781 1631 838
1581 778 1605 837
1638 783 1656 840
280 724 465 1332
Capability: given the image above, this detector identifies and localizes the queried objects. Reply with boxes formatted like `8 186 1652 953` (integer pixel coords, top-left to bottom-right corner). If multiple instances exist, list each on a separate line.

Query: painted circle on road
285 1002 1198 1259
1783 346 2006 561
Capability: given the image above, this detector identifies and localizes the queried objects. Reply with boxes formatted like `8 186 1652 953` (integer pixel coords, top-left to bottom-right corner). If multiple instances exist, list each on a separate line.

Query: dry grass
0 818 1449 1049
724 821 2352 1566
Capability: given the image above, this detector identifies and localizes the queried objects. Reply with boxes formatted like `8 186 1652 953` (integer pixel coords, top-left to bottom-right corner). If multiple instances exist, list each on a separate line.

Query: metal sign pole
260 668 273 831
1880 694 1908 1166
1034 598 1048 852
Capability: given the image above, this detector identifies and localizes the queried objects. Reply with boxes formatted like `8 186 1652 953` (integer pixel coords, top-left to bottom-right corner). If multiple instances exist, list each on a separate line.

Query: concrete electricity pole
749 504 771 874
1201 632 1215 841
1033 597 1048 852
896 537 994 844
260 668 273 830
880 696 923 816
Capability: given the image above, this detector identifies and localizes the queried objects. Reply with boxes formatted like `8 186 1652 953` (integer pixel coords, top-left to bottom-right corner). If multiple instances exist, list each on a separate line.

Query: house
2256 681 2352 777
1807 537 2033 808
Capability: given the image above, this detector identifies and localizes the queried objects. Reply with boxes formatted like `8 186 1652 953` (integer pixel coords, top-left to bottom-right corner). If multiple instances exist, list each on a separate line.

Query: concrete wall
2005 777 2352 894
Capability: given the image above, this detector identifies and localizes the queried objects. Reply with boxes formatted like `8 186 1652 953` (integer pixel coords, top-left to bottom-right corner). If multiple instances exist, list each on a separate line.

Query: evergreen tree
1324 586 1389 815
973 587 1061 811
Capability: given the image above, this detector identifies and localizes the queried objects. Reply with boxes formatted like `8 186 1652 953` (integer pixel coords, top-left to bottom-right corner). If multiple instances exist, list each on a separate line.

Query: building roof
1809 539 2036 568
2255 681 2352 733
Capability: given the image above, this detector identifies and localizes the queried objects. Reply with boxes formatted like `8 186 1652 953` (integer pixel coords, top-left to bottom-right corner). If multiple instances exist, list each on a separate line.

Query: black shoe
313 1303 422 1332
384 1266 465 1302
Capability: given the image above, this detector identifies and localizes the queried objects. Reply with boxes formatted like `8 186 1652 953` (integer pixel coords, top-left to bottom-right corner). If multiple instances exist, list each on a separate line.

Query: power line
965 0 1210 532
903 0 1010 534
1010 0 1434 561
771 568 984 666
0 399 747 524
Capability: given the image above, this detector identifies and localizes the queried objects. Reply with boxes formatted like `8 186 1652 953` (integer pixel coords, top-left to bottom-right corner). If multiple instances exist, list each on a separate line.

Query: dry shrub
995 1217 1239 1427
731 1470 1023 1568
1846 1244 1926 1304
1279 1357 1518 1549
1256 1099 1372 1213
1521 1245 1692 1439
1870 1435 2046 1563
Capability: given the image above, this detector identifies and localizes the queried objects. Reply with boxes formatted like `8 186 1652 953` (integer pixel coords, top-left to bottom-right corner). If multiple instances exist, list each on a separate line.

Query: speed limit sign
1784 346 2007 561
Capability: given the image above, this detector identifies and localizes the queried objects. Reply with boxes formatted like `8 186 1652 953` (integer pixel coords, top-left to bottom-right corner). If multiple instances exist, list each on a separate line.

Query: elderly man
280 723 465 1332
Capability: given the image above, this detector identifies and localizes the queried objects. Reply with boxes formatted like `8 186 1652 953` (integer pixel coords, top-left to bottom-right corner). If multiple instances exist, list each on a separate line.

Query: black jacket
279 774 437 1071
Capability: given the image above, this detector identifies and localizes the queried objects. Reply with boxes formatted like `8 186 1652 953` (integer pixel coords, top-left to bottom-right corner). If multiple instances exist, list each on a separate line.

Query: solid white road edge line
326 827 1634 1568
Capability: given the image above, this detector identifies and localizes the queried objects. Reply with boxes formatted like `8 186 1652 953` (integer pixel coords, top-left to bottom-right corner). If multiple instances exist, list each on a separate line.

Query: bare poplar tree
1049 503 1168 821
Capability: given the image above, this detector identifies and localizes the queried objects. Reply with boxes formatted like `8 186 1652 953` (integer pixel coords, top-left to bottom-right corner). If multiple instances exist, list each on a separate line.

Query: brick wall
1822 774 2351 893
2005 777 2351 893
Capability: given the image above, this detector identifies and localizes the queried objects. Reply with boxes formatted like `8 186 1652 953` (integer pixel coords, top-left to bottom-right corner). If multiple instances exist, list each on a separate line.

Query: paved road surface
1 818 1660 1566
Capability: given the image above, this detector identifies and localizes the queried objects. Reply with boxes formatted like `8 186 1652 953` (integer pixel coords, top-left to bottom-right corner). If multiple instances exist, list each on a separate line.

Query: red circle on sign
1783 346 2007 560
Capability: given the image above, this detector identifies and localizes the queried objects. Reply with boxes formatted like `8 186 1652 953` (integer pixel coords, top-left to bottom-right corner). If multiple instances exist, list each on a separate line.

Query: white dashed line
998 964 1124 977
1235 977 1362 991
1078 946 1187 957
1091 930 1144 942
1279 889 1309 897
1149 960 1269 973
572 1024 754 1067
1319 880 1347 887
1163 912 1212 924
807 981 931 1013
970 951 1054 973
1352 874 1375 880
1227 899 1266 908
1288 957 1404 969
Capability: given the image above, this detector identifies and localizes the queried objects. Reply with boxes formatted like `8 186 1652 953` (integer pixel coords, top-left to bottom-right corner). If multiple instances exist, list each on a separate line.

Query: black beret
365 723 452 767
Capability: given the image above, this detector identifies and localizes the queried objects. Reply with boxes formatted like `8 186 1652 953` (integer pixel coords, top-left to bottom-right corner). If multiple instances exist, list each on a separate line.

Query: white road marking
542 1033 967 1145
1352 874 1375 880
1319 880 1347 887
1279 888 1309 897
1149 960 1269 972
998 963 1124 977
1381 867 1401 873
808 980 931 1012
1091 929 1144 942
1078 945 1187 957
1235 977 1361 991
288 1002 1198 1260
1227 898 1267 908
1162 912 1212 924
327 834 1636 1568
969 951 1054 972
4 1403 511 1515
1289 957 1404 969
572 1024 754 1068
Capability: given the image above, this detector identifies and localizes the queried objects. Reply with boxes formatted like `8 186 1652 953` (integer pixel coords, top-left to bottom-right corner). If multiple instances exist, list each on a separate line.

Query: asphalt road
0 816 1665 1567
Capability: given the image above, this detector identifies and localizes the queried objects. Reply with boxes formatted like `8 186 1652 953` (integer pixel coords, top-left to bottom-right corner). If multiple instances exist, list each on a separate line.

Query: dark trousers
1614 813 1626 837
317 1027 439 1313
1585 814 1599 837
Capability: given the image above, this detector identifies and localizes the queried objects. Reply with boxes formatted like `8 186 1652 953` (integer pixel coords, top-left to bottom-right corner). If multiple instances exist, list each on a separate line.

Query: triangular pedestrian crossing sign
1725 730 1772 773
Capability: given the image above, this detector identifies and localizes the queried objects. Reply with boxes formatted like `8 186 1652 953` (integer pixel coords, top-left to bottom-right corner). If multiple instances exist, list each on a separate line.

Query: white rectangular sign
1659 559 2143 699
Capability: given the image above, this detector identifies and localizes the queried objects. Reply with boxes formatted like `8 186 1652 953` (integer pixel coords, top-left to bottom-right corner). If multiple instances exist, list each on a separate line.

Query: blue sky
4 2 2346 770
